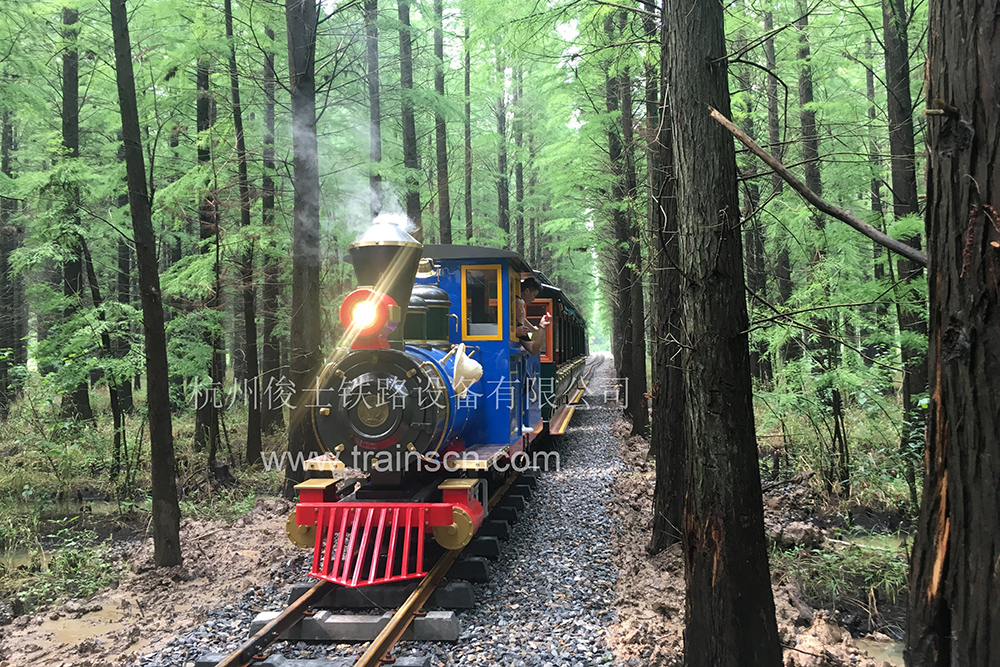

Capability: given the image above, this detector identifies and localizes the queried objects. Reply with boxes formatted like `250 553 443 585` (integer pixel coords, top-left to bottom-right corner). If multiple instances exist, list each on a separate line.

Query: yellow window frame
509 270 519 341
461 264 503 341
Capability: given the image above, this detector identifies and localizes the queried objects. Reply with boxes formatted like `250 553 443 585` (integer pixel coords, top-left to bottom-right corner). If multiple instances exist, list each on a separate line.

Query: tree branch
709 107 928 268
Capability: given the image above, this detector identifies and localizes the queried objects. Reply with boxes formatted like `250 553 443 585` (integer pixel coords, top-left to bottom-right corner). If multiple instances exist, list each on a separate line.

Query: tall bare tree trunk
260 25 284 436
463 19 473 241
882 0 924 508
398 0 421 239
528 133 538 266
225 0 261 467
765 13 792 313
795 0 821 202
796 0 848 494
115 156 134 417
734 35 770 385
79 240 126 486
514 67 524 256
365 0 382 218
866 38 887 318
284 0 324 496
60 7 93 421
194 59 222 466
619 52 648 436
365 0 382 216
664 0 782 660
604 15 632 406
433 0 451 243
496 50 509 237
645 0 684 553
109 0 182 566
907 0 1000 662
0 110 23 420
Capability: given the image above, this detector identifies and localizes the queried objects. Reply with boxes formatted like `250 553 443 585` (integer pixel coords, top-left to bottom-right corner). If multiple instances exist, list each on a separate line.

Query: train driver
516 277 551 355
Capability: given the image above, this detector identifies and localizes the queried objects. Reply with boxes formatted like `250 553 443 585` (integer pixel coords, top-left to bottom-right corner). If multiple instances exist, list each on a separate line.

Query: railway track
204 473 528 667
204 356 601 667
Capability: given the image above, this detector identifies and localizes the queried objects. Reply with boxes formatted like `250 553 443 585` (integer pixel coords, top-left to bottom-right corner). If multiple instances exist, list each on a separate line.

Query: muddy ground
0 498 300 667
0 430 904 667
606 421 904 667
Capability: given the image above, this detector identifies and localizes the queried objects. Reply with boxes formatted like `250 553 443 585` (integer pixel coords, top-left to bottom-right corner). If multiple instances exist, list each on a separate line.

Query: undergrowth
771 540 909 611
0 522 127 612
0 382 285 614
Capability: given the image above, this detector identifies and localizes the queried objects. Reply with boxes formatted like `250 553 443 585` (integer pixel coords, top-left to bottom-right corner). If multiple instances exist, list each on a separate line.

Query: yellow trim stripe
549 405 575 435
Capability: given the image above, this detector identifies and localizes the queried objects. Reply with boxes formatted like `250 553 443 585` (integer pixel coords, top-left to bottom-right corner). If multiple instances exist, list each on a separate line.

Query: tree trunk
882 0 924 508
226 0 262 468
796 0 845 493
514 67 524 256
35 261 58 378
116 224 134 415
109 0 182 567
866 37 887 318
620 52 648 436
398 0 421 240
113 221 134 471
734 36 770 385
464 19 473 242
496 50 509 237
604 15 632 407
795 0 821 201
528 133 538 266
906 0 1000 662
645 0 684 553
764 13 791 310
433 0 451 244
539 199 552 273
261 25 284 435
194 59 222 465
664 0 782 660
285 0 324 497
365 0 382 216
60 7 93 421
80 240 126 485
0 110 22 420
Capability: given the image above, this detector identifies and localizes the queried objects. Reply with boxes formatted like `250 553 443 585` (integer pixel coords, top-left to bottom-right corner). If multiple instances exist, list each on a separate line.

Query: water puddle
1 548 46 570
847 533 907 550
856 637 904 666
40 500 121 518
50 605 125 645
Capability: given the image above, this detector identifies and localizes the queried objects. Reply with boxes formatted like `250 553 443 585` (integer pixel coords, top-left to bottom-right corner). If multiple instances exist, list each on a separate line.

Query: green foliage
178 487 259 522
772 539 909 609
0 511 41 555
1 522 126 612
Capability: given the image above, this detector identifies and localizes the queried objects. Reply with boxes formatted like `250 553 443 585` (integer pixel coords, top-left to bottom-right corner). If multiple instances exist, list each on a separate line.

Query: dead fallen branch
708 106 928 268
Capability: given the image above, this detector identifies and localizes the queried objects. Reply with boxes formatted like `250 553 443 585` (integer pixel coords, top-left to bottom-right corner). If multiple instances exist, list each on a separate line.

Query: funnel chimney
348 217 422 343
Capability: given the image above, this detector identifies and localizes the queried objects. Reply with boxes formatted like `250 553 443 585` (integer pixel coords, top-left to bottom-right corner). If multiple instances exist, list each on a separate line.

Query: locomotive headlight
351 301 379 330
339 288 399 347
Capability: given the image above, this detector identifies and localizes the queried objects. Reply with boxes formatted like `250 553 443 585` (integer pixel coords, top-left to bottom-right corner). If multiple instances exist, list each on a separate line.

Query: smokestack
348 216 422 343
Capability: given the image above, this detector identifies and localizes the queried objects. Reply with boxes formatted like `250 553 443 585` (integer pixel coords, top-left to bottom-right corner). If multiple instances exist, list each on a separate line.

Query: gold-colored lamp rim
432 506 475 550
286 511 317 549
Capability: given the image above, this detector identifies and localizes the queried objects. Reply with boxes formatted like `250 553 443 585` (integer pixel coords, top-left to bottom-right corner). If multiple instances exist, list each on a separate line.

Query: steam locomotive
286 218 589 588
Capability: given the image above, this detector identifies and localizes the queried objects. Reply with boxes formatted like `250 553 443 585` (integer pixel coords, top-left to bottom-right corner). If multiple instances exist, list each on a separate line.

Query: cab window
462 265 502 340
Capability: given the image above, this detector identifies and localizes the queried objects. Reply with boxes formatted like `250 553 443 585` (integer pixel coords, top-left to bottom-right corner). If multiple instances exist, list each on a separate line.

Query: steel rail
213 578 336 667
353 473 526 666
350 548 463 667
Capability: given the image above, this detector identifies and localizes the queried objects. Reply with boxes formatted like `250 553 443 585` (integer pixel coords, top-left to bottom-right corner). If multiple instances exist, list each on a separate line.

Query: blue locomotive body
291 221 588 587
